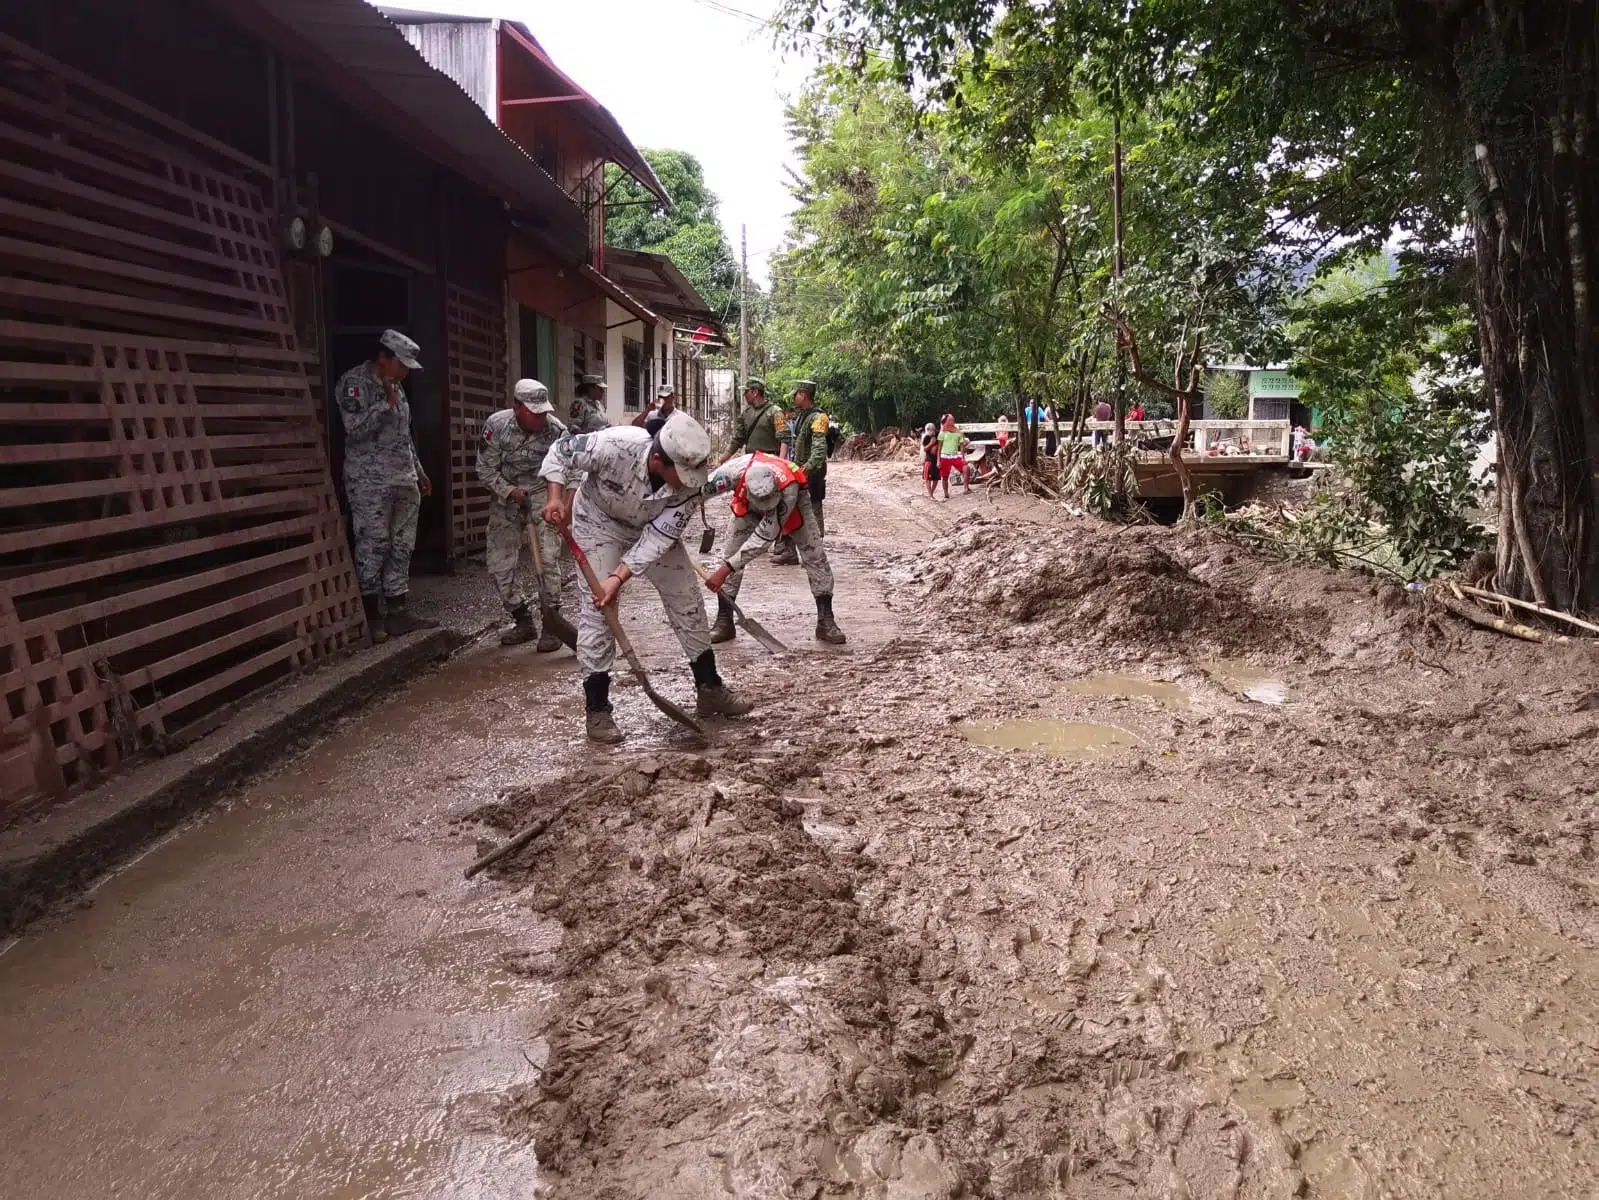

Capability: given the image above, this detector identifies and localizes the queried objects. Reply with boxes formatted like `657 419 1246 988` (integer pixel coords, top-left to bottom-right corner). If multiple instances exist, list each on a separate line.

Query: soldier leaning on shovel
721 377 801 565
476 378 575 650
539 413 753 744
702 450 847 646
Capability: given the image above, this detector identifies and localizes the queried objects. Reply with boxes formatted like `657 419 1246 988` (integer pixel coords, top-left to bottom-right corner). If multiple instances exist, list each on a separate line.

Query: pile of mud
838 427 917 461
912 514 1285 655
474 748 991 1197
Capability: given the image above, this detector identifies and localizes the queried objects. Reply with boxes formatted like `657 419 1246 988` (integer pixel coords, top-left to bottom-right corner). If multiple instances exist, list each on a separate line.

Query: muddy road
1 462 1595 1199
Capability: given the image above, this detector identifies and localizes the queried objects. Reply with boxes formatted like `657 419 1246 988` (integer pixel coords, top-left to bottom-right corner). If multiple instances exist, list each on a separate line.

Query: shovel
524 522 578 650
687 556 789 655
561 528 704 735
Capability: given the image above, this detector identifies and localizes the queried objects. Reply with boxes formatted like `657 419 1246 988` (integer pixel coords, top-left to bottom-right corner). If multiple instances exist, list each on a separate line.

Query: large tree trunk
1464 6 1598 612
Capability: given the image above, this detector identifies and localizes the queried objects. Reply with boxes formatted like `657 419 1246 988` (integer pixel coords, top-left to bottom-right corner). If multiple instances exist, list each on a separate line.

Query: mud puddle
1202 657 1291 705
960 717 1141 757
1066 673 1191 708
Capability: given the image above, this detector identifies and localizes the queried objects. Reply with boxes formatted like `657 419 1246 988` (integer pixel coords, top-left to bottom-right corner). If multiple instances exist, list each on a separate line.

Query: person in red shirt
1127 402 1145 421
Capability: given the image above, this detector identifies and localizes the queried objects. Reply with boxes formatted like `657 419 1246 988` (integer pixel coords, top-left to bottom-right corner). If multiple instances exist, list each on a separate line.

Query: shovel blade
699 526 717 555
540 606 578 651
641 680 704 734
735 613 789 655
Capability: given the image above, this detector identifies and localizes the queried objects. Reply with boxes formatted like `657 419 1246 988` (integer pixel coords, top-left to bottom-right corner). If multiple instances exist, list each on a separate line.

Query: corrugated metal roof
371 7 669 206
210 0 587 261
606 248 719 324
580 264 658 325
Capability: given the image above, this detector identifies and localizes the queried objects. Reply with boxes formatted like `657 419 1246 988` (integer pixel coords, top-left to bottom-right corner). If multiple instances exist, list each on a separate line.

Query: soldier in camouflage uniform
788 380 833 538
335 329 434 644
569 374 612 433
722 377 798 564
540 413 753 744
702 451 847 645
476 379 568 649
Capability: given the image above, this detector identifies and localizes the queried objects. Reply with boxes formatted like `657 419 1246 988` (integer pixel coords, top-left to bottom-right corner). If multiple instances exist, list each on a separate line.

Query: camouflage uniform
567 395 611 434
336 361 424 601
790 405 833 538
706 453 834 601
539 427 709 677
476 408 568 615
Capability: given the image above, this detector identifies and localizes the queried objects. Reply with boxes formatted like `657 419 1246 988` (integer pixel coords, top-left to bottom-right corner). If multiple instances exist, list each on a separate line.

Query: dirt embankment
468 485 1598 1199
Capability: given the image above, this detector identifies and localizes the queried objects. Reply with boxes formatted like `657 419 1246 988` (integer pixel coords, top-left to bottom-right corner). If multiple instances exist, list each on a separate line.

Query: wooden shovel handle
561 529 646 674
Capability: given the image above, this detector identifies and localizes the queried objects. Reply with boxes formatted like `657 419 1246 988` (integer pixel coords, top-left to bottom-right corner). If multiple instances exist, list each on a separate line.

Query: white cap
656 412 711 488
513 378 553 413
656 382 677 400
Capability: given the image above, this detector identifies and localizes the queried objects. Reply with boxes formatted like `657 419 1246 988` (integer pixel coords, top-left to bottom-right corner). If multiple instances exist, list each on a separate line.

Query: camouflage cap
792 379 818 396
379 329 422 370
580 374 608 390
744 377 766 394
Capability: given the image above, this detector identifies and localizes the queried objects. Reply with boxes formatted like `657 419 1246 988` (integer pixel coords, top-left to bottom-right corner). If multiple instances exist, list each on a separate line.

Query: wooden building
0 0 592 819
384 10 723 427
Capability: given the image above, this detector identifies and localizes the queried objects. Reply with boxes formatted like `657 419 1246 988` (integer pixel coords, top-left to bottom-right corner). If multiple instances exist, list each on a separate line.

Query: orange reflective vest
730 451 807 535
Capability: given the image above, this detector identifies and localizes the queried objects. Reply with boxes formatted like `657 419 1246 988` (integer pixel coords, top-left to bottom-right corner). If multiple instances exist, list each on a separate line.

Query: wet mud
473 468 1598 1199
1 463 1595 1199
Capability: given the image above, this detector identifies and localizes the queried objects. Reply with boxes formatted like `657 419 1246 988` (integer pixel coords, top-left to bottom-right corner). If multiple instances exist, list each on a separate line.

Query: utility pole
1112 84 1128 455
738 223 749 388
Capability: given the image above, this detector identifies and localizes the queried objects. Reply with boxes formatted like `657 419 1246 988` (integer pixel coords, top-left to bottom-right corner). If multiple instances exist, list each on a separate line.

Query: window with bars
622 338 643 410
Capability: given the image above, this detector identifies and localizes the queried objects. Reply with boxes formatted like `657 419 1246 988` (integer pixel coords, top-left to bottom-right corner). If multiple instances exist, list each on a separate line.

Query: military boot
584 673 623 744
383 593 438 636
709 597 736 644
690 650 754 717
769 537 799 566
535 624 564 653
363 594 388 645
499 605 537 646
814 594 848 645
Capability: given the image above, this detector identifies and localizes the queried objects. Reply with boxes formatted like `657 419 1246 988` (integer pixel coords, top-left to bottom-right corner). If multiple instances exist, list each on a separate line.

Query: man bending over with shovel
540 413 754 744
477 379 575 650
702 452 847 646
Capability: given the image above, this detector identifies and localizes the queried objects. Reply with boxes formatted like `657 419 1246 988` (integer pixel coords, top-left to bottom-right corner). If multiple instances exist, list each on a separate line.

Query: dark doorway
323 259 448 568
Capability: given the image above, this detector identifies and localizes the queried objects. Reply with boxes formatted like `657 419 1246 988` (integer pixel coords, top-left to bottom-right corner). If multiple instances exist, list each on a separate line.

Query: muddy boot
583 673 623 744
363 594 388 645
709 597 736 644
535 624 563 653
814 594 848 645
499 605 537 646
382 593 437 636
769 537 799 566
690 650 754 717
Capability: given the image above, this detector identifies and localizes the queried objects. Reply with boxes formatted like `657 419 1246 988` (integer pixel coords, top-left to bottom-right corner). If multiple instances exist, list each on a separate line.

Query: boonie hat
379 329 422 370
513 378 553 413
657 412 712 489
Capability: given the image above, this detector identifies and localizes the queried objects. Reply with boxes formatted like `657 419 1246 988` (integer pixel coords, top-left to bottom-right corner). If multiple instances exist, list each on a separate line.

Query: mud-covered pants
722 491 833 603
347 477 419 599
571 502 711 676
485 496 562 615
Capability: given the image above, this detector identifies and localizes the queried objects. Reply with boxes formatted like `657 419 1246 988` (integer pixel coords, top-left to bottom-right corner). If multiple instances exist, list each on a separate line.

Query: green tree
606 149 739 321
781 0 1599 609
1204 370 1248 420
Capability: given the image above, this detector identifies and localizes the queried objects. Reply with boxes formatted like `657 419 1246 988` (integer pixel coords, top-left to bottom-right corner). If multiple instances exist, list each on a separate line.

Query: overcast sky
380 0 815 288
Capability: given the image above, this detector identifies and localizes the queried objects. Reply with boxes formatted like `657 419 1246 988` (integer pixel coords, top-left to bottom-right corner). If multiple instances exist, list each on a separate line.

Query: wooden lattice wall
0 37 363 821
445 282 507 558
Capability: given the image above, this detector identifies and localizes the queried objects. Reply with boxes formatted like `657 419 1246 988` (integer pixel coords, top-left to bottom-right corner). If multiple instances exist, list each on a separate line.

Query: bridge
955 419 1301 500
